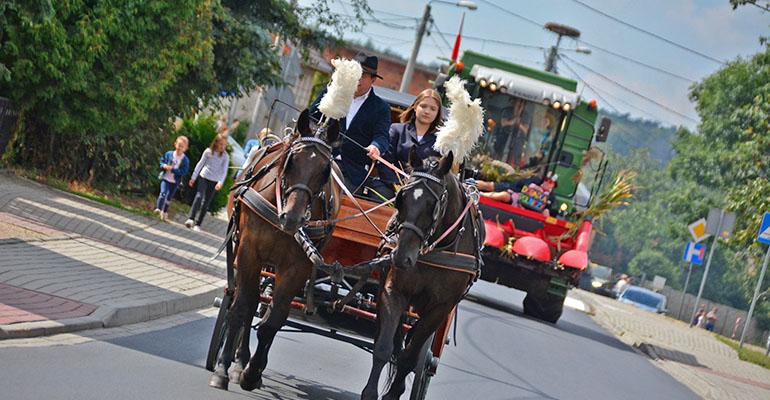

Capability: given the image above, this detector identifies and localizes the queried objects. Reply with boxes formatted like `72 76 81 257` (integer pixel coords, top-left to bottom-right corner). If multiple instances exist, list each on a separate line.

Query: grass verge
8 167 185 219
716 335 770 370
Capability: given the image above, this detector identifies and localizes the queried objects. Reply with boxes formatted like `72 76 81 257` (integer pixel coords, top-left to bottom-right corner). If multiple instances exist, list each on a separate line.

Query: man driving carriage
309 54 391 192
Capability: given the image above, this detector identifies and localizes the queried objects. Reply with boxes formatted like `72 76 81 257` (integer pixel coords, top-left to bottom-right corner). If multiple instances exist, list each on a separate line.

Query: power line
568 0 725 64
559 59 621 114
477 0 544 28
562 54 699 123
429 20 454 50
563 58 670 123
577 39 696 83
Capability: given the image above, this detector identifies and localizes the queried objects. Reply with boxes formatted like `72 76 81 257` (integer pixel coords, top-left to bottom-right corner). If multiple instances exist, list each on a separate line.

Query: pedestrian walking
692 305 705 327
154 135 189 222
185 134 229 231
705 307 718 332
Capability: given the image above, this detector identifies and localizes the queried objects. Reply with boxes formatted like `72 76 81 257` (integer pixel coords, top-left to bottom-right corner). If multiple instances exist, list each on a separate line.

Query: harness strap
422 200 474 255
238 187 328 239
306 197 395 228
330 169 388 240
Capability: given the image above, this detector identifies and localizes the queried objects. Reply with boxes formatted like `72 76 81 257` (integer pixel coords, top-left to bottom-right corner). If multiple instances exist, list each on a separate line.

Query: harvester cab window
480 91 562 174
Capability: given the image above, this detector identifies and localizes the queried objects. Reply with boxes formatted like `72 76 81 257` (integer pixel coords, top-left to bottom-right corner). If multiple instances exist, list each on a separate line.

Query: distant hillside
598 111 678 163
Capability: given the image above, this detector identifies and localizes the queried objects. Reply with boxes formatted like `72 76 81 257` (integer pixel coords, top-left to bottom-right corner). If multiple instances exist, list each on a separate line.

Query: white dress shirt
346 88 371 130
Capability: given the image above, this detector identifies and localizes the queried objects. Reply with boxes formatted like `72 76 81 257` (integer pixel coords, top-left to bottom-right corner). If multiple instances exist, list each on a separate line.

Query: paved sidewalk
576 289 770 400
0 171 228 339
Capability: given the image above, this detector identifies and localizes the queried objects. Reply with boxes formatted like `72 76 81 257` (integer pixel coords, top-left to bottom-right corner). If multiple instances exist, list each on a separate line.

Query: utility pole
400 4 431 93
400 1 477 93
544 22 581 73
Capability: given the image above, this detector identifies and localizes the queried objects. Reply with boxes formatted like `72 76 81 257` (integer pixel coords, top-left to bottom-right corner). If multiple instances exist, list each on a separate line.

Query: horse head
392 148 455 270
277 109 340 234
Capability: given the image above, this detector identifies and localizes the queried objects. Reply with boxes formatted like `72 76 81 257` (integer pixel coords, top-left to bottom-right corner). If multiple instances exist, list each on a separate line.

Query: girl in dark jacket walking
155 136 190 221
372 88 444 198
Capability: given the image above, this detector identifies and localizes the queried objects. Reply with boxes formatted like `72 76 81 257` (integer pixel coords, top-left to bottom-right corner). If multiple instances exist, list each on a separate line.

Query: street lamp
399 0 478 93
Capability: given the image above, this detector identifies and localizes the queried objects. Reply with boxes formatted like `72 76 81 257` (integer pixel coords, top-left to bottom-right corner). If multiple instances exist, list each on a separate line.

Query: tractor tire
523 292 564 323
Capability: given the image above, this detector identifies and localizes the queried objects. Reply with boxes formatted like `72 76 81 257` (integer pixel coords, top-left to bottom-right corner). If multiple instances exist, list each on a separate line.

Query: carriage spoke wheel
206 293 233 372
409 333 436 400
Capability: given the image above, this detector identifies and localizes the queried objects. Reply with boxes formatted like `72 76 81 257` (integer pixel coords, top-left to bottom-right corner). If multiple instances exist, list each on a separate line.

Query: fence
0 97 18 155
644 282 770 346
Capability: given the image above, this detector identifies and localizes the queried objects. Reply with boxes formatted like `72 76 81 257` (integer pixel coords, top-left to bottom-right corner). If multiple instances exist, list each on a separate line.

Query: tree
628 249 678 283
0 1 369 191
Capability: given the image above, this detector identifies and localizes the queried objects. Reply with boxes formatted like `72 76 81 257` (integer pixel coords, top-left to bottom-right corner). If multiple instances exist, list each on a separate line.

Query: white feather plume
318 58 362 120
433 75 485 162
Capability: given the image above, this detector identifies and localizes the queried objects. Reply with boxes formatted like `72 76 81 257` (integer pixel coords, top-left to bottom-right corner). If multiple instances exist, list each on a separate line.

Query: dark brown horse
361 151 484 399
209 109 342 391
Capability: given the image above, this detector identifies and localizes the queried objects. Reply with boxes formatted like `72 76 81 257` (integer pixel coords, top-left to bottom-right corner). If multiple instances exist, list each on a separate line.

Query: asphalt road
0 282 698 400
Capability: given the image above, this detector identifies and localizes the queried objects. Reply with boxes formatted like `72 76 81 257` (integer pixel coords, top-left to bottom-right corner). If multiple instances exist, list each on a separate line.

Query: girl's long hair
399 89 444 134
209 133 227 155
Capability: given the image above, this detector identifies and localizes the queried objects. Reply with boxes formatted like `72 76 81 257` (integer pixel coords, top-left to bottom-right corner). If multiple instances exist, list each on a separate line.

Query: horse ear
408 147 422 170
325 119 340 144
436 151 454 176
296 109 312 137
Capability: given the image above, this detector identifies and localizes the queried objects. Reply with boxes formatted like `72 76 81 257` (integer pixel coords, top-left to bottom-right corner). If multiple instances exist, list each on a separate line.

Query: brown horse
361 151 484 399
209 109 342 391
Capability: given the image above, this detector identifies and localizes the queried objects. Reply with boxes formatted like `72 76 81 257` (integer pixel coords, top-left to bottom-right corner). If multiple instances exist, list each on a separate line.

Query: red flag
451 13 465 63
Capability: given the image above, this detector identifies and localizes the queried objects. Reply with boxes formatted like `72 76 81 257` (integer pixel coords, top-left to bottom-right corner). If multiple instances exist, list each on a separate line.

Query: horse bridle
395 171 448 254
275 135 334 220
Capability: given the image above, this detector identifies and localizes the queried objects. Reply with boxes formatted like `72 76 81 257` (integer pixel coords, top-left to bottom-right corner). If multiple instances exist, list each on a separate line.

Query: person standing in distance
310 54 390 191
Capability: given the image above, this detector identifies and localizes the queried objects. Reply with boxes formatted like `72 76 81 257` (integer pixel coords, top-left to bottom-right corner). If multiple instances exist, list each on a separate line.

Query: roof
373 86 416 108
470 64 580 108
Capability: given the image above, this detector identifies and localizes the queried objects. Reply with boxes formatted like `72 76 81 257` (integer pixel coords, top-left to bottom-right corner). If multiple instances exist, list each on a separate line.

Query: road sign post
690 208 735 327
678 263 693 319
739 212 770 348
679 242 705 320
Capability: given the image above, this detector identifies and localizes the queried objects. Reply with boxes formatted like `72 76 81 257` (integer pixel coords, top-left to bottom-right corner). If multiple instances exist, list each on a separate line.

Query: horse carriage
204 73 484 400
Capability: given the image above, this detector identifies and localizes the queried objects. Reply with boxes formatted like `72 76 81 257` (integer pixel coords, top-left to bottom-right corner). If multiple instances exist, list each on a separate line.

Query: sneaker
153 208 162 214
161 212 168 222
184 219 195 229
192 225 201 232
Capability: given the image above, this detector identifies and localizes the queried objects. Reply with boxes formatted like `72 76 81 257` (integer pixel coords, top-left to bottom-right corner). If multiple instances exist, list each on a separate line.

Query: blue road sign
759 212 770 246
683 242 706 265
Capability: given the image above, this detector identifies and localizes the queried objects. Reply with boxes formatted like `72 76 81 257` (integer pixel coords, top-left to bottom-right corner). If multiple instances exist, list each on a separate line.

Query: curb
0 286 221 340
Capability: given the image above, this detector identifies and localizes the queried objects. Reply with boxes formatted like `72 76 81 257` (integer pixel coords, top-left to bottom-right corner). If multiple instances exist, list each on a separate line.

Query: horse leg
228 298 256 384
383 302 455 400
208 283 257 390
361 287 409 400
240 258 311 391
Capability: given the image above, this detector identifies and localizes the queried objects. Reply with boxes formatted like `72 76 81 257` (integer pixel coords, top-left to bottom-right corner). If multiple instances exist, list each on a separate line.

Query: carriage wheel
206 292 233 372
409 333 436 400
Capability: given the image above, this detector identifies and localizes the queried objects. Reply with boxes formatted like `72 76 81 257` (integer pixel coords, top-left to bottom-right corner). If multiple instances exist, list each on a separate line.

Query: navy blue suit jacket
379 122 441 185
310 88 391 189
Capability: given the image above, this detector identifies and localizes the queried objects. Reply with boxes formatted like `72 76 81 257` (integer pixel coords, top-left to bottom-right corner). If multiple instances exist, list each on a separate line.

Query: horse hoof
228 368 242 385
240 376 262 392
229 363 245 384
208 374 229 391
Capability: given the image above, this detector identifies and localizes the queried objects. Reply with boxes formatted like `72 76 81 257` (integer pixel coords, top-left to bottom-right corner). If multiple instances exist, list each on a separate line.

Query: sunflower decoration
470 154 537 184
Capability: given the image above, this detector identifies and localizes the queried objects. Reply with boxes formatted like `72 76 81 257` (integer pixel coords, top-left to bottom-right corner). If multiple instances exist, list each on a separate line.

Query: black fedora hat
355 53 384 79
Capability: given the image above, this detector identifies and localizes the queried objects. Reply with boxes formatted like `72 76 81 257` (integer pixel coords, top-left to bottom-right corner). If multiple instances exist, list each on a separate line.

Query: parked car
579 263 615 297
617 286 667 314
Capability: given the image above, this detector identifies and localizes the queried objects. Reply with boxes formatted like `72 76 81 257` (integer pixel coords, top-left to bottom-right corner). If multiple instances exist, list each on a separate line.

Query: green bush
176 115 233 215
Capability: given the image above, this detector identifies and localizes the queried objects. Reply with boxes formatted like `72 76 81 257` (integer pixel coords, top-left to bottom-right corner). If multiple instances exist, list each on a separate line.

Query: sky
305 0 768 129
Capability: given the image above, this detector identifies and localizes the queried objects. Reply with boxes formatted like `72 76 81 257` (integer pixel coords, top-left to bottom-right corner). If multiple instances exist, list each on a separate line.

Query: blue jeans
156 179 179 213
